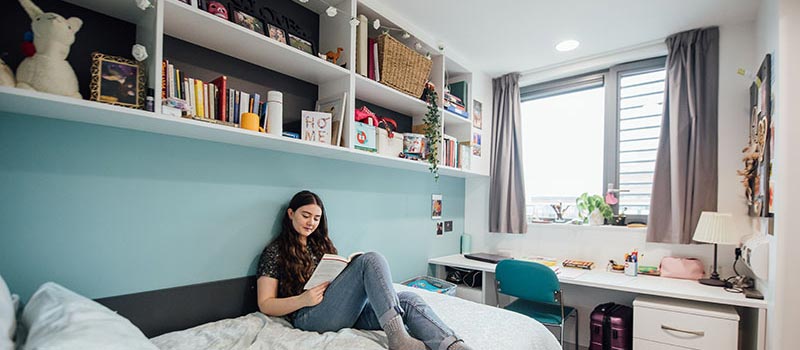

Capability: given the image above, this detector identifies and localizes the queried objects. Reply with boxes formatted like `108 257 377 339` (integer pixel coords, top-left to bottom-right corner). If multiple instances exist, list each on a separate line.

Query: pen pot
624 261 638 277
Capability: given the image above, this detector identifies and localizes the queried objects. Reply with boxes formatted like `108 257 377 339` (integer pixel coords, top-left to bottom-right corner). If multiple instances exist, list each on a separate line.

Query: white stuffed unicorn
0 59 14 87
15 0 82 98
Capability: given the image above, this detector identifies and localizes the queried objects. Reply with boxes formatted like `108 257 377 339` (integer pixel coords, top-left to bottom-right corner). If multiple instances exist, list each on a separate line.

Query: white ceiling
374 0 761 77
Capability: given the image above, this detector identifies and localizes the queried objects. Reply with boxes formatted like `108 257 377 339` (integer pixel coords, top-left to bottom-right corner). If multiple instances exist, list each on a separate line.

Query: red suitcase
589 303 633 350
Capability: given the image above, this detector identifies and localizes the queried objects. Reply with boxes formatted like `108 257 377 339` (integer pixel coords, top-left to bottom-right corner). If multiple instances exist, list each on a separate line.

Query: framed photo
89 52 145 109
232 9 265 35
316 92 347 147
268 23 287 44
288 33 314 55
472 100 483 129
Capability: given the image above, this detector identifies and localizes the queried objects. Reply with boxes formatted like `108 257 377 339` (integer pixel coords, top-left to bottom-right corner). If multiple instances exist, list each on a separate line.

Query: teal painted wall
0 114 464 300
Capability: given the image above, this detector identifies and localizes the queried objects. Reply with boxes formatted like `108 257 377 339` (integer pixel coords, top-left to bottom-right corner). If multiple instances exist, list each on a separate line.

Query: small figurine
324 47 343 65
16 0 83 98
206 1 228 20
0 58 15 87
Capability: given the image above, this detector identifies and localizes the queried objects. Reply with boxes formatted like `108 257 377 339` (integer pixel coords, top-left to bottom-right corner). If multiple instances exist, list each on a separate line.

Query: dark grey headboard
95 276 259 338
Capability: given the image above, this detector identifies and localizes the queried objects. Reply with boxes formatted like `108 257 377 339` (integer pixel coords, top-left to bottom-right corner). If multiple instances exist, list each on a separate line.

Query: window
520 57 666 222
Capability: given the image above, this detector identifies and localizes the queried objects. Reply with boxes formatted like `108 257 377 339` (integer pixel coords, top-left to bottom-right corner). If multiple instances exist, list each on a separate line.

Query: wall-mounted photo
268 23 287 44
473 100 482 129
288 33 314 55
233 9 265 35
89 52 145 109
472 132 481 157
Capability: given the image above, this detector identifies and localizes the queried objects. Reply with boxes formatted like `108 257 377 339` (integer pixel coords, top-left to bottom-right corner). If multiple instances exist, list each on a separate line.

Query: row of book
161 60 267 126
440 135 470 169
443 81 469 118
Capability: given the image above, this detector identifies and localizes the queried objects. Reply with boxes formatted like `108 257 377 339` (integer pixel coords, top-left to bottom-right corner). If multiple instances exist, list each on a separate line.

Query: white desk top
429 254 767 309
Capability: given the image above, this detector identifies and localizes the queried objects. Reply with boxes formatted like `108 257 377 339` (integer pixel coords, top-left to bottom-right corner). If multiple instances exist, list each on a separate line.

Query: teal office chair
495 259 578 349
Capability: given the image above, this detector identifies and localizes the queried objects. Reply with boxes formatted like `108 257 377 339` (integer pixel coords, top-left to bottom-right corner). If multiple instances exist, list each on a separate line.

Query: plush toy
324 47 343 65
0 58 15 87
206 1 228 20
15 0 83 98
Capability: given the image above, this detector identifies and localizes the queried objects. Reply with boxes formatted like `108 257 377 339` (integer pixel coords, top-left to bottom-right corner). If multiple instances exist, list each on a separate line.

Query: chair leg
560 324 565 349
574 309 579 350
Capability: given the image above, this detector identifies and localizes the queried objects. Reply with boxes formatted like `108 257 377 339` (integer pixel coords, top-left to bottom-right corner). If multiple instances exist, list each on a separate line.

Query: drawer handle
661 325 705 337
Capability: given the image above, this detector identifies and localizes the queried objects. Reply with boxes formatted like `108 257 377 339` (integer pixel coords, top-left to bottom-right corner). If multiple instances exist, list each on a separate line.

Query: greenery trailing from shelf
424 90 442 181
576 193 613 222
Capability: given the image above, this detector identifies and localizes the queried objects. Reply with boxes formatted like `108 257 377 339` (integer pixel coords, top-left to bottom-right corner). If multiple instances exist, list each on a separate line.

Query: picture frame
267 23 287 44
89 52 145 109
315 92 347 147
472 100 483 129
232 9 265 35
742 54 772 218
288 33 314 56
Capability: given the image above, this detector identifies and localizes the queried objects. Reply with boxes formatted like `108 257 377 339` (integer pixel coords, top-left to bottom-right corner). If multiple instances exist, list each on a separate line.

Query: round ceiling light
555 39 580 52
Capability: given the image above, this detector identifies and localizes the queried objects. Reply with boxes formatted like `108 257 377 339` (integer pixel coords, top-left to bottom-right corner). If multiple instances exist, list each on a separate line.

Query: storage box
403 133 427 159
377 128 404 157
402 276 456 296
354 122 376 152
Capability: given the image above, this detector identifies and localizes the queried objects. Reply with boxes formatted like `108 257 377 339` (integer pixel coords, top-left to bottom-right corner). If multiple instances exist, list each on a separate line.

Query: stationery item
624 261 638 276
637 265 660 276
562 259 595 270
266 91 283 135
659 257 705 280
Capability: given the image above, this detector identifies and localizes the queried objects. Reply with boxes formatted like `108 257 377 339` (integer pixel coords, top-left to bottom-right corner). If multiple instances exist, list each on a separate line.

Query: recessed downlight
556 40 580 52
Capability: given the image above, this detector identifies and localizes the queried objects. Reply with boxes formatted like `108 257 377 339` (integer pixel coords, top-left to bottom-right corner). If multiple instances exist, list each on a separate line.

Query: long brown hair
272 190 337 297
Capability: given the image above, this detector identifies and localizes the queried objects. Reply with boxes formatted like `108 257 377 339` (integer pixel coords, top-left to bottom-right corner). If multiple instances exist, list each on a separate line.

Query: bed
10 276 560 350
149 284 561 350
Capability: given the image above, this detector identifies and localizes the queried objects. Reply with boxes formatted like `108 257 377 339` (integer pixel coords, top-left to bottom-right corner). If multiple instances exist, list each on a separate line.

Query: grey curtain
489 73 527 234
647 27 719 244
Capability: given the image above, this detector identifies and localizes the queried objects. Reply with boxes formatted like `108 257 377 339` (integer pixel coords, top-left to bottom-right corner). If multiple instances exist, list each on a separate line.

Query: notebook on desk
464 253 513 264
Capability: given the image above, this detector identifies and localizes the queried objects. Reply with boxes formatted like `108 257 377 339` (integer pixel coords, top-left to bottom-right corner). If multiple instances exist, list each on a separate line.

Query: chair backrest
495 259 561 305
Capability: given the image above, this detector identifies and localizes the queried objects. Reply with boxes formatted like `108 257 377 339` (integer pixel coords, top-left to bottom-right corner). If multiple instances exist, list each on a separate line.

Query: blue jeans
293 252 460 350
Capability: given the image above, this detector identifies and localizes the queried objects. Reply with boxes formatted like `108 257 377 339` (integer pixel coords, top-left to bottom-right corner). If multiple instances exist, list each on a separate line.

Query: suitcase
589 302 633 350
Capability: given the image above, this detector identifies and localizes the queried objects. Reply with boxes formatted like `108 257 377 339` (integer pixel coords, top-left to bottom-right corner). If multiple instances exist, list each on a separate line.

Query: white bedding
151 284 560 350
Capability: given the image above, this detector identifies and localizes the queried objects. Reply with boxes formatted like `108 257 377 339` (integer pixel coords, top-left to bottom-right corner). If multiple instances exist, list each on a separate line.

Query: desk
428 254 768 350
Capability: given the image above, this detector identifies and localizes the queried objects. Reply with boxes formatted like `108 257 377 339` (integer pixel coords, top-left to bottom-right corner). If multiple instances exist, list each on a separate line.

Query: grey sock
384 315 426 350
447 340 474 350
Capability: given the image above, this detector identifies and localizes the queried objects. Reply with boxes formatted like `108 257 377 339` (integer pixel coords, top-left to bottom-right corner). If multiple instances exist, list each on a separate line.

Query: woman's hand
300 282 329 307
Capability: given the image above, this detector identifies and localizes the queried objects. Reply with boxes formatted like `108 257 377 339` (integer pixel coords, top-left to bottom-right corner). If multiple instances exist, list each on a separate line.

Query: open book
303 252 364 290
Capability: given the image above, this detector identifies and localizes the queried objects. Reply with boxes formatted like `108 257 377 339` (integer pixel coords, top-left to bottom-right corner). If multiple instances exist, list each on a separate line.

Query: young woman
257 190 472 350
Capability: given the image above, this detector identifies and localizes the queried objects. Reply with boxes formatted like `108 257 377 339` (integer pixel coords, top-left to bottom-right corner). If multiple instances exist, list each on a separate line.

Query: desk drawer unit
633 296 739 350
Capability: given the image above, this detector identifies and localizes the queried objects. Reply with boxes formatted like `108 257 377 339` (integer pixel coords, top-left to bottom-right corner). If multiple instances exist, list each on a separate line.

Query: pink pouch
659 257 705 280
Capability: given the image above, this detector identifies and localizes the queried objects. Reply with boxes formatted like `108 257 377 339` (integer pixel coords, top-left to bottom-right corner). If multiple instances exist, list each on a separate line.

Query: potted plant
576 193 613 226
423 89 441 181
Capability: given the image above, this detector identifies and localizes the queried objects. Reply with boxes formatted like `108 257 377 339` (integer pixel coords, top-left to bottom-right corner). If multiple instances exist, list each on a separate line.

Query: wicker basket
377 34 432 98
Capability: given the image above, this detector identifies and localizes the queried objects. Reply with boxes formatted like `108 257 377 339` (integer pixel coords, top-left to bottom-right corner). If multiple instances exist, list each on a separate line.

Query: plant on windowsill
576 193 613 226
423 89 441 181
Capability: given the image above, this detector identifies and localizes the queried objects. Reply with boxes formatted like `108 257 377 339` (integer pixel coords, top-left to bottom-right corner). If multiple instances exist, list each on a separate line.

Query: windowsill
526 222 646 233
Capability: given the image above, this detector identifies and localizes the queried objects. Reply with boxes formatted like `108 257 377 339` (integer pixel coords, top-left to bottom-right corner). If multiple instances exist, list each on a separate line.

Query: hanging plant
423 90 441 181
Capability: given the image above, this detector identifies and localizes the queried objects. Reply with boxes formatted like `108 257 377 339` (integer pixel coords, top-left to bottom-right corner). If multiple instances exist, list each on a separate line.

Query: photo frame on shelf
288 33 314 55
315 92 347 147
267 23 287 44
89 52 145 109
473 100 482 129
232 9 265 35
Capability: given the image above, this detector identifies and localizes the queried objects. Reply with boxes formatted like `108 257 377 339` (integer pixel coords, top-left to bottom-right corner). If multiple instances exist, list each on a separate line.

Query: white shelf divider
0 87 486 179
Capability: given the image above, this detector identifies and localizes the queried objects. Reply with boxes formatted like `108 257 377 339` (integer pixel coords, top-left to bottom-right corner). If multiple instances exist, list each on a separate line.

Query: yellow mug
241 112 264 132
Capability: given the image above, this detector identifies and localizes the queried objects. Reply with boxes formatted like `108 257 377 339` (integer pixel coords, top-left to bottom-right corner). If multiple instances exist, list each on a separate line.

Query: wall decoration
473 100 482 129
288 33 314 55
268 23 287 44
436 221 444 236
739 54 772 218
300 110 332 145
89 52 145 109
472 131 481 157
205 1 229 20
431 194 442 219
233 9 265 35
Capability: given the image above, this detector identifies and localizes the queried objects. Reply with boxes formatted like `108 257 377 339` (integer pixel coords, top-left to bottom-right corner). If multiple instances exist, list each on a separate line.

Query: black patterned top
257 242 319 297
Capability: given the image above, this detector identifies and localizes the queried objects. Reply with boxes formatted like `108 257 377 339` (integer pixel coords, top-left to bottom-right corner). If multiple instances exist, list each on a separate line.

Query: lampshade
692 212 739 245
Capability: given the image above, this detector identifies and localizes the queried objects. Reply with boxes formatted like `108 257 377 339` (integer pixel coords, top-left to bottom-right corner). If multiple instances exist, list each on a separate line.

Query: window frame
521 56 667 224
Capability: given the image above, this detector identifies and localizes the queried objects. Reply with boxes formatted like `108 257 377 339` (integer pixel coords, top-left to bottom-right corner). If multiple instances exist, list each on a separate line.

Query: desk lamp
692 212 740 287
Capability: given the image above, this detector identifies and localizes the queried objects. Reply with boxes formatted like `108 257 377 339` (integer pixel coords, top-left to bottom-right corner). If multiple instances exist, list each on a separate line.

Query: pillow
0 275 15 350
20 282 159 350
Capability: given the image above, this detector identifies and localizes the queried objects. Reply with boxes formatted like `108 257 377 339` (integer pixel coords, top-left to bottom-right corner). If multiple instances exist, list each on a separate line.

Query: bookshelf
0 0 488 178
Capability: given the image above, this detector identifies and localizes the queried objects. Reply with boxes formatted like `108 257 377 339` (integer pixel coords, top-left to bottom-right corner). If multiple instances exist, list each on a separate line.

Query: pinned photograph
432 194 442 219
473 100 482 129
89 52 145 109
472 132 481 157
436 221 444 236
233 10 265 35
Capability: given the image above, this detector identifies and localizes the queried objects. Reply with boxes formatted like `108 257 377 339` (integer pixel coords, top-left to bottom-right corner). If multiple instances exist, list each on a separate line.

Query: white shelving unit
0 0 488 179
